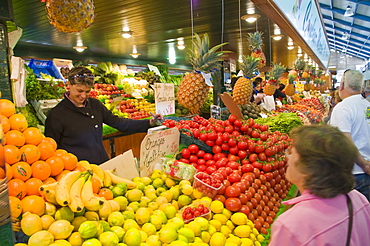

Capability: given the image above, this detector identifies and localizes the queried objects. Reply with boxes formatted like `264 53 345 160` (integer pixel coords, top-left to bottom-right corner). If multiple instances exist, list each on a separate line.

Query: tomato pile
163 115 292 234
182 203 210 222
193 172 222 198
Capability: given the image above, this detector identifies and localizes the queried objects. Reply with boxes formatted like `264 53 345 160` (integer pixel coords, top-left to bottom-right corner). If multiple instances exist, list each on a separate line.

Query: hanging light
344 6 354 17
271 25 284 40
121 31 134 38
241 14 261 23
342 32 350 40
73 46 87 52
130 45 140 58
73 34 87 52
287 37 294 49
176 37 186 50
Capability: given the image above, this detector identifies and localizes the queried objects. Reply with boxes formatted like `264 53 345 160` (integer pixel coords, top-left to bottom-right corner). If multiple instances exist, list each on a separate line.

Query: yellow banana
44 188 58 205
39 182 57 194
78 160 92 171
69 173 89 213
81 175 105 211
55 171 82 206
98 198 112 220
102 170 112 188
90 164 105 181
104 170 136 189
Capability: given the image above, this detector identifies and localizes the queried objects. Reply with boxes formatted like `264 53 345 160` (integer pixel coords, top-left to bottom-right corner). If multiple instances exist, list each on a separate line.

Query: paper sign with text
139 128 180 177
152 83 175 116
147 64 162 76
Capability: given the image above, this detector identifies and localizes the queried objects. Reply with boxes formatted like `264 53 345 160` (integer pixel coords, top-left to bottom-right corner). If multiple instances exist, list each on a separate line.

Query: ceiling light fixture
130 45 140 58
73 46 87 52
121 31 134 38
342 32 350 40
271 34 283 41
344 5 354 17
176 37 186 50
241 14 261 23
287 46 294 50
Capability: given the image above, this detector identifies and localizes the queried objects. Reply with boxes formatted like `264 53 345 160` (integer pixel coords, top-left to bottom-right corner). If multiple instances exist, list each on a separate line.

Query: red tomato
240 125 249 132
255 145 265 153
260 133 268 141
238 150 247 159
225 125 234 133
207 132 218 140
227 172 241 183
252 161 263 170
196 150 205 158
188 144 199 154
206 166 216 175
213 195 226 203
221 143 230 151
241 164 254 173
181 148 191 158
224 198 242 212
189 155 198 163
229 146 239 155
228 138 237 147
204 153 214 161
226 161 239 170
251 130 260 138
179 158 190 164
228 115 237 123
234 182 247 193
206 160 216 166
258 152 267 161
197 158 206 166
260 125 269 132
249 153 258 162
212 145 222 154
225 185 241 197
262 163 272 172
239 204 250 215
237 141 248 150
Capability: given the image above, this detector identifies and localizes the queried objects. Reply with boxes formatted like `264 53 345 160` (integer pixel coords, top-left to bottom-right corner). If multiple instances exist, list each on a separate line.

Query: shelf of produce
103 132 147 159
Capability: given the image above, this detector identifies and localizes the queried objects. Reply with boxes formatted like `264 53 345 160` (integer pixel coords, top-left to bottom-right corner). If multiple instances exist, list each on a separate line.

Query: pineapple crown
189 33 232 73
294 58 306 71
317 69 324 78
240 55 261 78
247 32 264 51
314 78 325 85
268 63 286 81
288 74 297 84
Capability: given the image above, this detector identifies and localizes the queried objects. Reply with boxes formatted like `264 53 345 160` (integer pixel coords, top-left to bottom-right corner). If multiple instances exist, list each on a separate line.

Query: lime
111 186 124 198
78 221 98 239
110 226 125 242
108 211 125 227
124 228 142 246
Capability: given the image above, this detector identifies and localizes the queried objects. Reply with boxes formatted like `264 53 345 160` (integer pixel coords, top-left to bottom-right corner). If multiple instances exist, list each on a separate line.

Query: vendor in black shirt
273 83 287 101
250 77 265 104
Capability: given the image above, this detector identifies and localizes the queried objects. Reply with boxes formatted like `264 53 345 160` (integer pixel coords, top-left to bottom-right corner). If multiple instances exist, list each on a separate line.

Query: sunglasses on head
72 74 95 79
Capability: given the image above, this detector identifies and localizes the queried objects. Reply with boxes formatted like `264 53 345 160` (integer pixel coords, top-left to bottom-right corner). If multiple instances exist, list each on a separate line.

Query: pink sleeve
269 220 301 246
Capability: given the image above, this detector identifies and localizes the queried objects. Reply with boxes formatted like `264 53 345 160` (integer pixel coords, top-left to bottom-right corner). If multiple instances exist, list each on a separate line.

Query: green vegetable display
16 104 42 128
254 113 303 134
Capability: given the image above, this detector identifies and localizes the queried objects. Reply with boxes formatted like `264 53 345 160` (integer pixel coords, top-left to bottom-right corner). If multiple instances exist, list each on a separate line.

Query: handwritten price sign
139 128 180 177
152 83 175 116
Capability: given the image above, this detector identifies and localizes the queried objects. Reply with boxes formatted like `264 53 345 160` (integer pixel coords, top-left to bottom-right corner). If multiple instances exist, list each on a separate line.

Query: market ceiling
9 0 370 71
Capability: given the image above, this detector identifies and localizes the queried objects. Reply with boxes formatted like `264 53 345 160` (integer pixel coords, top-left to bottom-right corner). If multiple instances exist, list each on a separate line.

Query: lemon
41 214 55 230
141 223 156 236
82 238 102 246
163 205 177 219
141 177 152 186
160 191 174 202
116 182 128 194
168 217 184 231
220 225 231 237
28 230 54 246
99 221 110 232
152 178 164 189
210 232 226 246
106 211 124 227
192 189 203 199
257 234 265 243
226 220 235 231
21 212 43 236
169 186 180 200
207 225 217 236
99 231 119 246
210 201 224 214
48 220 74 240
55 207 75 222
111 186 125 197
45 202 57 216
177 195 192 206
179 180 191 187
113 196 128 211
84 211 99 221
146 235 161 246
168 241 188 246
193 217 209 230
177 235 188 243
209 219 222 232
54 240 72 246
225 242 238 246
122 210 135 220
222 209 232 220
234 225 251 238
110 226 125 242
126 189 143 202
155 196 168 207
200 231 211 244
184 221 202 237
213 214 228 225
68 232 84 246
124 228 142 246
254 241 262 246
140 196 151 207
159 227 178 243
147 202 159 211
71 216 87 232
171 200 180 211
127 201 140 212
149 214 163 230
108 200 121 212
230 213 248 226
252 228 259 236
78 221 98 239
180 185 193 196
177 227 195 243
240 238 253 246
249 233 256 242
139 230 148 242
165 178 176 188
135 207 151 225
226 235 241 245
123 219 140 231
152 209 167 224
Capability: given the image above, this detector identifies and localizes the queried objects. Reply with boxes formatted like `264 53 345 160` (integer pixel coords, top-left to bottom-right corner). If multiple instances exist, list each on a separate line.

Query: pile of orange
0 99 84 219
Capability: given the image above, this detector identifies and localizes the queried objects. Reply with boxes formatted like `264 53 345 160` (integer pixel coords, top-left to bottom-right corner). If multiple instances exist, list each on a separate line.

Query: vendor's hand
150 114 163 126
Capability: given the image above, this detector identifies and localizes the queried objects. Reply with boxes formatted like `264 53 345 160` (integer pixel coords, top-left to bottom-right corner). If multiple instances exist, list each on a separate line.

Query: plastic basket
193 172 223 198
28 59 64 80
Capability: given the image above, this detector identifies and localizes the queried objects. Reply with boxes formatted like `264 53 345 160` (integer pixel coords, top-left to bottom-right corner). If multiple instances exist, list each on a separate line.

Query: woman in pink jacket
269 125 370 246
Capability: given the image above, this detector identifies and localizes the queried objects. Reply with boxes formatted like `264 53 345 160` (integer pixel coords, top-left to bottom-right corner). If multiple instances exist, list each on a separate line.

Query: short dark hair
68 66 94 87
290 125 357 198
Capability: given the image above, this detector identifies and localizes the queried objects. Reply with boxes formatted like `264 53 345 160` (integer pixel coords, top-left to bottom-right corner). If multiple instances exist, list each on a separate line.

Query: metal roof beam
347 0 370 7
329 44 368 60
325 24 370 41
322 14 370 33
320 3 370 22
327 36 370 55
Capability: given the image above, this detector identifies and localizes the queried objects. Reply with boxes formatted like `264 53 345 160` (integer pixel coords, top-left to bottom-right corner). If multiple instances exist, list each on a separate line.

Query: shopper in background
250 77 265 104
273 83 287 101
45 66 163 165
329 69 370 201
363 80 370 102
269 125 370 246
323 89 343 123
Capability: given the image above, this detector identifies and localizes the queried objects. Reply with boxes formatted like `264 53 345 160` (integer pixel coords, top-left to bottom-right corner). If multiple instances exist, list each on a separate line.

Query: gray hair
342 70 364 92
363 80 370 93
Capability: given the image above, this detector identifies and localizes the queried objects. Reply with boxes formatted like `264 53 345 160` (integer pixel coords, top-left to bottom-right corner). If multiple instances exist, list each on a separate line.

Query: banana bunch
90 164 136 189
39 182 58 205
104 169 136 189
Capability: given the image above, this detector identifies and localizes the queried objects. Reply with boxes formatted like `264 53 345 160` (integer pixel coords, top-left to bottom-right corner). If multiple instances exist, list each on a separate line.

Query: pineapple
248 32 266 69
264 63 286 96
304 77 312 91
285 75 296 96
294 58 306 71
177 33 230 114
46 0 95 33
232 56 260 105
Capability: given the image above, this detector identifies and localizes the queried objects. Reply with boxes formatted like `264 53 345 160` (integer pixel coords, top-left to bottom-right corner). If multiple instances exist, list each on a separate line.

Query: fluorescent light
344 6 354 17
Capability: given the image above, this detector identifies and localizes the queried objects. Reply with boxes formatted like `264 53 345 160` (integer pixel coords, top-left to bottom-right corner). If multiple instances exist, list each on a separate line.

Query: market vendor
45 66 163 165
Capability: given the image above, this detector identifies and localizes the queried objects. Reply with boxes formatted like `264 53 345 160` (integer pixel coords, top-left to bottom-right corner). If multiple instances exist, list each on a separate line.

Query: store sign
147 64 162 76
152 83 175 116
139 128 180 177
272 0 330 68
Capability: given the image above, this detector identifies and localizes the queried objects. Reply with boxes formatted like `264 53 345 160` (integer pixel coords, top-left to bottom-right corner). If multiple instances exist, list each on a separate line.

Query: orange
55 170 71 181
5 130 25 147
0 115 10 133
0 99 16 118
22 127 44 145
0 167 5 179
12 161 32 181
91 176 102 194
5 163 13 180
21 195 45 216
4 145 22 165
40 137 57 152
98 188 114 200
43 177 56 185
60 153 78 171
25 178 43 196
20 144 41 164
45 156 64 176
53 149 68 158
31 160 51 181
37 141 55 161
8 179 27 199
9 196 22 218
8 114 28 132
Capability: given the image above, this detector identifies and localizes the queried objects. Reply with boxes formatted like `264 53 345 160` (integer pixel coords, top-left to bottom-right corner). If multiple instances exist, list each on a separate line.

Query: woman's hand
149 114 163 126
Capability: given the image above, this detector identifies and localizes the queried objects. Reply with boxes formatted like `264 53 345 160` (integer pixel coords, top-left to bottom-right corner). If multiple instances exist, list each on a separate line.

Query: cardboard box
99 149 139 180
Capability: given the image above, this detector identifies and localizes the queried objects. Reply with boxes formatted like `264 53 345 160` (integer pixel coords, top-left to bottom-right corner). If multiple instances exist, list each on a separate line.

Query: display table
103 132 147 159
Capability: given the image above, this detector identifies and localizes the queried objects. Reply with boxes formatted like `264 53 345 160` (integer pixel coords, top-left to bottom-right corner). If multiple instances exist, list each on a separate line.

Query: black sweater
45 97 151 164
